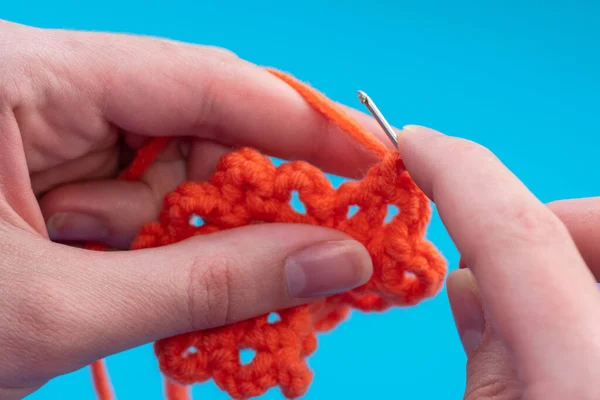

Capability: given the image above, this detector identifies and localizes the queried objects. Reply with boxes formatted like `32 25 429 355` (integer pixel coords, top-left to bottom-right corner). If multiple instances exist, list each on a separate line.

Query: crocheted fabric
87 69 446 400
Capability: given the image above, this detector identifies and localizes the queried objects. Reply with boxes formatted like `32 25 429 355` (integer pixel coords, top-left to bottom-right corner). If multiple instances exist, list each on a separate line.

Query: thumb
3 223 372 388
447 269 523 399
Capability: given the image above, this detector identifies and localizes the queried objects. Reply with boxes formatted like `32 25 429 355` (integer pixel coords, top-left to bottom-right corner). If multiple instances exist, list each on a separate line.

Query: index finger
47 28 392 179
399 125 600 392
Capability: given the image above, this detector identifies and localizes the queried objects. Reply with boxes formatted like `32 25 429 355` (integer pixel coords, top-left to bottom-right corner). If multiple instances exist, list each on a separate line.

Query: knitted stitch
85 68 446 400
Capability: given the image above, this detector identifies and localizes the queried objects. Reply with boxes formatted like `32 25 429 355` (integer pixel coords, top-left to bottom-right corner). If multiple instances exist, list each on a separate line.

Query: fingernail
447 269 485 357
284 241 373 298
47 212 108 241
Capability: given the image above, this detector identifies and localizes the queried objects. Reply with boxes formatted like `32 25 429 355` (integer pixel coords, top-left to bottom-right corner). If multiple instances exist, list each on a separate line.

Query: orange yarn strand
84 69 446 400
266 68 389 158
165 379 190 400
90 360 114 400
119 136 171 181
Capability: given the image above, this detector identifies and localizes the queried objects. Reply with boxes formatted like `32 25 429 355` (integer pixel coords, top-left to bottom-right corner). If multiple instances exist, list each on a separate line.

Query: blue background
3 1 599 399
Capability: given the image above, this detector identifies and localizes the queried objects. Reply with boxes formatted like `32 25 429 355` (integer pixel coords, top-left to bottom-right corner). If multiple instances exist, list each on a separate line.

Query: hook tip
357 90 368 104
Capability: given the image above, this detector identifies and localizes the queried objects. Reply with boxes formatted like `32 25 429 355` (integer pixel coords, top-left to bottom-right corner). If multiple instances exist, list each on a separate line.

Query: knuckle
202 45 239 60
440 137 570 247
0 78 12 111
186 252 235 330
499 202 568 246
155 38 238 63
445 137 497 162
0 259 74 383
154 38 192 60
0 58 18 111
13 278 72 353
465 377 521 400
193 69 219 130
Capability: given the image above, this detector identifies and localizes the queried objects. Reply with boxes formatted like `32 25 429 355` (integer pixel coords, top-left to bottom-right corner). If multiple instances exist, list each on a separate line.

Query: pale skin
0 20 599 400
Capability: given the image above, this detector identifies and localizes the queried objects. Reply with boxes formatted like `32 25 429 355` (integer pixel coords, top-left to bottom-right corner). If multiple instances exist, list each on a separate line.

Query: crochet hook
357 90 398 148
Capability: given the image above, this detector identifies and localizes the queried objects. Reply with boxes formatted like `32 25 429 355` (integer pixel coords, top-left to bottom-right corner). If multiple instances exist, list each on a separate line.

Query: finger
41 27 391 179
447 269 486 358
457 197 600 277
547 197 600 279
40 140 231 248
3 224 372 387
186 139 232 182
400 126 600 397
30 147 119 196
447 269 523 399
41 180 162 248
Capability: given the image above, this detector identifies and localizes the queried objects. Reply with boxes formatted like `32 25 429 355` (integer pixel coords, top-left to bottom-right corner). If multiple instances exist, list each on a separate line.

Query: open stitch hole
239 348 256 365
347 205 359 218
182 346 199 358
267 312 281 324
404 271 417 280
189 214 204 227
385 205 399 222
290 190 306 214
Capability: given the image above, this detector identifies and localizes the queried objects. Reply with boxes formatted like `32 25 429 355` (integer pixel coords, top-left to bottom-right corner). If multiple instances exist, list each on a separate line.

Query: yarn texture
85 68 447 400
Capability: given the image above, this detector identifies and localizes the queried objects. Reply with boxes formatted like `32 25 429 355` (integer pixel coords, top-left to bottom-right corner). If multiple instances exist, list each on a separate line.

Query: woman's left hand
0 20 383 398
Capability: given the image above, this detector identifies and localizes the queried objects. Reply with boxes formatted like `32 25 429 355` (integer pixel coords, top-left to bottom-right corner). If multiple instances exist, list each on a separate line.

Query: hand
0 21 377 398
399 126 600 399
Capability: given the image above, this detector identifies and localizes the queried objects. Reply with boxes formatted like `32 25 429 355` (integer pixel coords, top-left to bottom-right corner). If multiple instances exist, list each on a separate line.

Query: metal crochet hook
357 90 398 148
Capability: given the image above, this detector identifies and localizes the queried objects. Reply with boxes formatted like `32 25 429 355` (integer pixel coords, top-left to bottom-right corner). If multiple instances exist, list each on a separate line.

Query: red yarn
85 69 446 400
90 359 114 400
165 379 190 400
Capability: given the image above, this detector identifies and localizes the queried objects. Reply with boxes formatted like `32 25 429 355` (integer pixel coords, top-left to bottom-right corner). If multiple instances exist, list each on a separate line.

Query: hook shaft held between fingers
357 90 398 148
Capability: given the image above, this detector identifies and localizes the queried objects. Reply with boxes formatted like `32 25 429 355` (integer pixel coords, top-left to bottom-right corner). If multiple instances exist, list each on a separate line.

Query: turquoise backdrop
3 1 599 399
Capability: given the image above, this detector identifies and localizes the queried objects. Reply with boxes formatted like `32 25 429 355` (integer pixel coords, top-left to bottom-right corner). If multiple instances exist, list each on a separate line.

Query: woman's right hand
398 125 600 399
